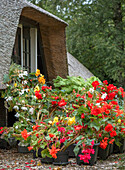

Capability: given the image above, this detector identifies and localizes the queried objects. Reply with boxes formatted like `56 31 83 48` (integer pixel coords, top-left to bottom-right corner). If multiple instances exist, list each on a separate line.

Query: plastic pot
8 137 17 147
76 143 100 166
113 138 125 153
66 144 75 158
18 145 32 153
98 144 110 160
108 144 114 156
41 157 54 164
33 148 43 159
0 139 10 149
53 150 69 165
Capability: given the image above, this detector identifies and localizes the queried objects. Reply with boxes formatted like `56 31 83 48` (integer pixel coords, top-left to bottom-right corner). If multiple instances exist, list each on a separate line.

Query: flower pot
18 145 32 153
113 138 125 153
33 148 43 159
76 143 99 166
98 144 110 160
8 137 17 147
66 144 75 158
53 150 69 165
108 144 114 156
41 157 54 164
0 139 10 149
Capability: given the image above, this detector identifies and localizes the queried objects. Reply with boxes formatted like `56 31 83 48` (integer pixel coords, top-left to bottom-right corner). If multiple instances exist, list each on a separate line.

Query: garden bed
0 148 124 170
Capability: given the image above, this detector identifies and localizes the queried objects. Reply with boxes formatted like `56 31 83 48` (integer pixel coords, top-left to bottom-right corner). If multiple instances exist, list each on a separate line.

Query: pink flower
60 138 66 143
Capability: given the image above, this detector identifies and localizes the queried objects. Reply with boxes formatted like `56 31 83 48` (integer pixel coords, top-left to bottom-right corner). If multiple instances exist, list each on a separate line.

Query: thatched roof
67 52 94 80
0 0 68 90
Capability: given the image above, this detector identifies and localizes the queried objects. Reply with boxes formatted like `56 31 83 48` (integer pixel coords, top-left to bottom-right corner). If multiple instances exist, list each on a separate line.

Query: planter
41 157 54 164
66 144 75 158
113 138 125 153
108 144 114 156
8 137 17 147
33 148 43 159
18 145 32 153
76 143 100 166
98 144 110 160
53 150 69 165
0 139 10 149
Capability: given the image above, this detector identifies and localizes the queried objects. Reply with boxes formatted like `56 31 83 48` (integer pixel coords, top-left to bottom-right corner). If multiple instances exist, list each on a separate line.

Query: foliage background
28 0 125 88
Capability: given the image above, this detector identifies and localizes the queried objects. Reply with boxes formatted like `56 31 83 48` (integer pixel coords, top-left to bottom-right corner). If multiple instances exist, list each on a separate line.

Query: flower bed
0 63 125 165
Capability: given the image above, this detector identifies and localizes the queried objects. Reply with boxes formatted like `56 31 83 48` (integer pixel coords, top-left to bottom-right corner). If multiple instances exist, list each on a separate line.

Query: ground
0 148 125 170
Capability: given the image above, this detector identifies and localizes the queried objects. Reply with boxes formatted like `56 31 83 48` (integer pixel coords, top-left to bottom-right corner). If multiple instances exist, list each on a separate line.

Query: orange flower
109 139 115 144
21 129 29 140
48 145 60 159
28 146 33 151
38 75 45 84
35 69 40 77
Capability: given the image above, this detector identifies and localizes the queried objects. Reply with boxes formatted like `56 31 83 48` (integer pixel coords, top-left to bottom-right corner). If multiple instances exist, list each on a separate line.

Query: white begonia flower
32 95 37 99
6 84 9 87
15 125 19 129
22 80 28 85
25 89 29 93
29 108 34 115
19 89 25 96
89 88 94 93
21 107 27 111
19 73 23 78
21 100 25 104
95 103 101 107
23 71 28 76
6 96 13 102
101 93 107 99
15 112 20 118
13 106 19 110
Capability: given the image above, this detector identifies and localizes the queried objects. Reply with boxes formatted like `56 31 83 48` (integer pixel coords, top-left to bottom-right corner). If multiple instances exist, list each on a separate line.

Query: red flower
42 86 52 91
92 81 100 90
87 92 93 98
109 139 115 144
99 140 108 149
32 124 40 131
49 134 55 138
74 125 83 131
103 80 108 85
51 101 57 105
35 91 43 100
90 106 101 116
28 146 33 151
38 139 42 143
58 99 67 107
104 124 113 132
110 130 117 137
60 138 66 143
48 145 60 159
21 129 29 140
81 113 85 119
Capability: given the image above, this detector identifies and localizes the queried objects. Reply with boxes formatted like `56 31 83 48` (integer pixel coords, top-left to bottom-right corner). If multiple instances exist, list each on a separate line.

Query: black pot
66 144 75 158
33 148 43 159
76 143 99 166
53 150 69 165
41 157 54 164
0 139 10 149
98 144 110 160
8 137 17 147
113 138 125 153
108 144 114 156
18 145 32 153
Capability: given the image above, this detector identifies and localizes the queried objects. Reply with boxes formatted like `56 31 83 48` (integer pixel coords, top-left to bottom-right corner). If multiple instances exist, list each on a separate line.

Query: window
12 24 37 73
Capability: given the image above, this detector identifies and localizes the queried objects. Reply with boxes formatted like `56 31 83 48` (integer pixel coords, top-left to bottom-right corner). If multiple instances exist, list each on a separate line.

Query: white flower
6 96 13 102
21 107 27 111
89 88 94 93
101 93 107 99
95 103 101 107
29 108 34 115
25 89 29 93
19 73 23 78
15 125 19 129
22 80 28 85
13 106 19 110
15 112 20 118
19 89 25 96
21 100 25 104
23 71 28 76
32 95 37 99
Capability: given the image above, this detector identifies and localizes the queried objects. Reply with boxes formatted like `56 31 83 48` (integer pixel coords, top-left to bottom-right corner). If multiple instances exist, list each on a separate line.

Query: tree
29 0 125 88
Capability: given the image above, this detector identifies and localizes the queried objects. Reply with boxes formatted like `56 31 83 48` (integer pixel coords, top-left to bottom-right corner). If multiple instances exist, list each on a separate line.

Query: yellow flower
34 85 40 92
68 117 75 125
38 75 45 84
118 119 121 123
52 117 59 125
14 83 17 87
35 69 40 77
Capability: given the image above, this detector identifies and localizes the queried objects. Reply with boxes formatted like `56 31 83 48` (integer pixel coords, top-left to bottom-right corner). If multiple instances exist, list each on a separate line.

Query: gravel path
0 148 124 170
